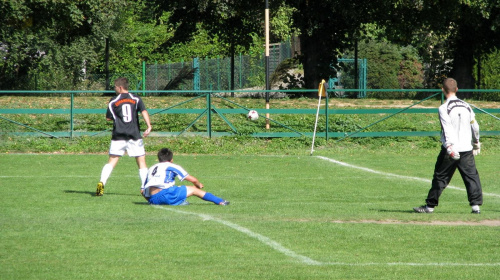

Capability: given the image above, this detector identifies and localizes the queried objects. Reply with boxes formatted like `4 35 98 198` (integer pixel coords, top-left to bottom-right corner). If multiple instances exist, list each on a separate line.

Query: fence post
239 53 242 89
181 58 184 90
154 61 158 90
325 89 329 140
363 59 367 98
70 92 74 139
205 57 209 90
207 89 212 138
228 56 232 93
168 60 171 82
193 57 200 91
217 56 221 90
142 61 146 96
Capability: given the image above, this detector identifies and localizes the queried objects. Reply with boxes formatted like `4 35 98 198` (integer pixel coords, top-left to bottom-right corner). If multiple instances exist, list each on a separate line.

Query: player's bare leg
135 155 148 188
186 186 229 205
96 156 120 196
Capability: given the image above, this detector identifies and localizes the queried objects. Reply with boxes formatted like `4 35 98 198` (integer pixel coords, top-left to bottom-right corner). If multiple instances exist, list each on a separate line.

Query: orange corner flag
318 79 327 97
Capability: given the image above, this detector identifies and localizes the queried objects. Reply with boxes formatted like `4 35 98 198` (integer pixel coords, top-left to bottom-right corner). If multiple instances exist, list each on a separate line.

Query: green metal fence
23 41 373 97
145 42 293 91
1 89 500 139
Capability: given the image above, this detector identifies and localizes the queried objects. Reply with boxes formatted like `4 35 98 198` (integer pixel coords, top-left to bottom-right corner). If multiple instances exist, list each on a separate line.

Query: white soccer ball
247 110 259 121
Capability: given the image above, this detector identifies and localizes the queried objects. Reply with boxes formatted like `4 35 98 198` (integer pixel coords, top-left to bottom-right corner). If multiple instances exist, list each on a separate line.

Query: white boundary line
153 206 321 265
315 156 500 198
153 206 500 267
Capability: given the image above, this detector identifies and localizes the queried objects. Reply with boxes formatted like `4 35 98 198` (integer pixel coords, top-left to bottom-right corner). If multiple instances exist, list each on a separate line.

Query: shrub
344 40 424 99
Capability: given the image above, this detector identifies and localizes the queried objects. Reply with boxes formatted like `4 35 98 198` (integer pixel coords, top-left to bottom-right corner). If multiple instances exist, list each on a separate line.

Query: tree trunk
300 33 334 97
450 24 476 99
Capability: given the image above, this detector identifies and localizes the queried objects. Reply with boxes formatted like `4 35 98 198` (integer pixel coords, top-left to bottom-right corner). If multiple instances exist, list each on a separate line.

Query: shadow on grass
132 201 217 207
64 190 138 197
374 208 500 214
375 209 415 213
133 202 149 205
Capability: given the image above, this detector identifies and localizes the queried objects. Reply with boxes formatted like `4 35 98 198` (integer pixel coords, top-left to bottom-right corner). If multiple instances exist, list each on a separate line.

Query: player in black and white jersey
414 78 483 214
96 77 152 196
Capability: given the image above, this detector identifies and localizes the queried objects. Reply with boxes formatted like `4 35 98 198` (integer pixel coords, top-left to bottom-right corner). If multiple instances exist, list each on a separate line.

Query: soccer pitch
1 152 499 279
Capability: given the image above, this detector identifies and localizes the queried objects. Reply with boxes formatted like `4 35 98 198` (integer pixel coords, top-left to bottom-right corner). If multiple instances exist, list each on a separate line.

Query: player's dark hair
158 148 173 162
114 77 129 90
442 78 457 93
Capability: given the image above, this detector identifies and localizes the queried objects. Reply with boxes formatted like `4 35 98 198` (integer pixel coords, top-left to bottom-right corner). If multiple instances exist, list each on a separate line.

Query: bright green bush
474 48 500 100
344 40 424 99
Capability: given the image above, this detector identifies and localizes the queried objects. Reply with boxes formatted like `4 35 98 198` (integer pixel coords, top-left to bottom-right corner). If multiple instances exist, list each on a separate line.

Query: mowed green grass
1 151 499 279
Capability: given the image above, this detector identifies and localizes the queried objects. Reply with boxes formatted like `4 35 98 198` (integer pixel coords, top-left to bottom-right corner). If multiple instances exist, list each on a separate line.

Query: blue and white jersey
143 162 189 197
439 96 479 152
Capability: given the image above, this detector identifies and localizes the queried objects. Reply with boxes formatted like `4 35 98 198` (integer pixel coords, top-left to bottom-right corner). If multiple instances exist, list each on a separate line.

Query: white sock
139 168 148 188
471 205 480 211
100 164 114 185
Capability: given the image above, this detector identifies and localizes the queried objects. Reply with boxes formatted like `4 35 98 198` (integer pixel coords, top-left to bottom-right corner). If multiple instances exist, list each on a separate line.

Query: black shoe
413 205 433 213
471 210 481 214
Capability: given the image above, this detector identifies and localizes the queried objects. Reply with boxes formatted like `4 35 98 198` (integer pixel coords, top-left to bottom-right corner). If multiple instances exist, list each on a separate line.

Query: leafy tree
270 3 299 42
397 46 425 90
281 0 499 95
474 48 500 96
0 0 128 90
344 40 424 98
104 5 173 75
149 0 263 90
383 0 500 93
282 0 391 94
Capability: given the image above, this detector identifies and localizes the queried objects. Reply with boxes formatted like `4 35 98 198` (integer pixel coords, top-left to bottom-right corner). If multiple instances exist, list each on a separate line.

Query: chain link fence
145 42 292 92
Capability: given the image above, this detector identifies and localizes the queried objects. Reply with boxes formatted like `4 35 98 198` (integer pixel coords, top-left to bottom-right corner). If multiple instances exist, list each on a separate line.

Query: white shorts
109 139 145 157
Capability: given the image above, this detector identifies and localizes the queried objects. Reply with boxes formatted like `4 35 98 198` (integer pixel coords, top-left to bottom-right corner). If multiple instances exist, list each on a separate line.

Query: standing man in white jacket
414 78 483 214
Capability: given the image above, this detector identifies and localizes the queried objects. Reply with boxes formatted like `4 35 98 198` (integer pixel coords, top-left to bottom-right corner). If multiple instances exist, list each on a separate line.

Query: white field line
153 205 321 265
315 156 500 198
153 205 500 267
322 262 500 266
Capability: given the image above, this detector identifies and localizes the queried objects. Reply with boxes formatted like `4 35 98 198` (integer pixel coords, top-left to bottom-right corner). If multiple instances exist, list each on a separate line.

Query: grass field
1 149 499 279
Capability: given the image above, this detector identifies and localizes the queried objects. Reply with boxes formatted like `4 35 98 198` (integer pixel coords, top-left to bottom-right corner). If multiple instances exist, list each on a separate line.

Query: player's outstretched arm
184 175 204 189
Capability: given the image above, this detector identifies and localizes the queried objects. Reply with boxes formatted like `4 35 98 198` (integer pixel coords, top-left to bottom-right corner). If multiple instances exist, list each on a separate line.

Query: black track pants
425 148 483 207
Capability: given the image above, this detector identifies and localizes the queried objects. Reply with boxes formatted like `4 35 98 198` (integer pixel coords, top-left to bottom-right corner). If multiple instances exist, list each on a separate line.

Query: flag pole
265 0 270 129
310 80 327 155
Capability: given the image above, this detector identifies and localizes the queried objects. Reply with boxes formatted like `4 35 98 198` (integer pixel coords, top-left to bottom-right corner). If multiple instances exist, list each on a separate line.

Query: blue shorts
148 186 187 206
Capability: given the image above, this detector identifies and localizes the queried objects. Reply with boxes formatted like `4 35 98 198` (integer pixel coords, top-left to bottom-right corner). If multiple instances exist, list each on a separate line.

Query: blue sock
202 192 224 205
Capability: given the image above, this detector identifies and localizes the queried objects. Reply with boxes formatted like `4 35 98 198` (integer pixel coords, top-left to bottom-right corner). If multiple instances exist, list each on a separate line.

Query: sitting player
142 148 229 206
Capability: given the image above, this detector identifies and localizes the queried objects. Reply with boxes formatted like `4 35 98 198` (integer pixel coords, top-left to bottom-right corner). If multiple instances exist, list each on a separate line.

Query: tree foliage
149 0 262 57
383 0 500 91
281 0 393 93
1 0 498 93
474 48 500 92
344 40 424 98
0 0 130 89
270 3 299 42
